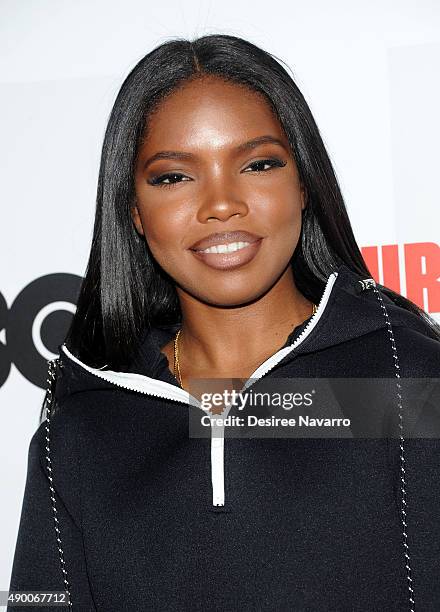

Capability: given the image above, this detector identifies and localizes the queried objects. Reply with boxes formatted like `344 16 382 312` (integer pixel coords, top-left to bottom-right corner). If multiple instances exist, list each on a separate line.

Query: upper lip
189 231 263 251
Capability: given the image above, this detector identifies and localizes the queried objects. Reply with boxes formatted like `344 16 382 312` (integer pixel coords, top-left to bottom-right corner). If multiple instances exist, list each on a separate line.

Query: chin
192 283 271 308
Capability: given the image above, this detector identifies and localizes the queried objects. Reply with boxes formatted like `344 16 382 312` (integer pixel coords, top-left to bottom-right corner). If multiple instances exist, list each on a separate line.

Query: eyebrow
142 135 288 170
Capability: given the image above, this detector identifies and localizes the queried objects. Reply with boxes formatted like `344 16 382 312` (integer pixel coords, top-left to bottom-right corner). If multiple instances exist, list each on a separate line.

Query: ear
300 184 308 212
131 202 144 236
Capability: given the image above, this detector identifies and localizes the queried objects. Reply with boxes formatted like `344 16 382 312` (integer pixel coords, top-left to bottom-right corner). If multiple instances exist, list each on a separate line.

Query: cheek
140 206 188 264
259 193 303 243
278 202 301 230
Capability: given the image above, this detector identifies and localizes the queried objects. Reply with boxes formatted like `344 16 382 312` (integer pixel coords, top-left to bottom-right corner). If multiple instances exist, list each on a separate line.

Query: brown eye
243 158 287 173
148 173 191 188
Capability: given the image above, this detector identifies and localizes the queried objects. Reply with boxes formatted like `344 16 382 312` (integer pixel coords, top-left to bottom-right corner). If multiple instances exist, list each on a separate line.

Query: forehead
141 77 287 151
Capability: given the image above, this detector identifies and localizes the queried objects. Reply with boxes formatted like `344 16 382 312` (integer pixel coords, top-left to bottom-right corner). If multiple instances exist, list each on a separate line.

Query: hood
43 262 435 507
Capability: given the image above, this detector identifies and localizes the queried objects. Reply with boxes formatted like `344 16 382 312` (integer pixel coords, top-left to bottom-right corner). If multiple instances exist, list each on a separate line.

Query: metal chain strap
43 357 73 609
360 279 415 611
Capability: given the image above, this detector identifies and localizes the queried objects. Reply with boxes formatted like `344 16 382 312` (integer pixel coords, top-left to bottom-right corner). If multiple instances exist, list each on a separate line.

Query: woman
8 34 440 611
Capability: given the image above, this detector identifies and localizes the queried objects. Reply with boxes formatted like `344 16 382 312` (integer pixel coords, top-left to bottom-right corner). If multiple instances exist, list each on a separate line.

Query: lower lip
190 239 263 270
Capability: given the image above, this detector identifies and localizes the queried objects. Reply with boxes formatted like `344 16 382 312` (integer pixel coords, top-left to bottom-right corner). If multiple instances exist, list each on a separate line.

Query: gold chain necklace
173 303 317 389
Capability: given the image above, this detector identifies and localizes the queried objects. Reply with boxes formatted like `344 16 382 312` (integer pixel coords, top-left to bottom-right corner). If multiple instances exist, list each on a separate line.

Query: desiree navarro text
202 415 351 428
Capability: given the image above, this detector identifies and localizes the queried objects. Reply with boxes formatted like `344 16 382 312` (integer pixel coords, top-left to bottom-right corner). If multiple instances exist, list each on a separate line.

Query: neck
174 266 315 378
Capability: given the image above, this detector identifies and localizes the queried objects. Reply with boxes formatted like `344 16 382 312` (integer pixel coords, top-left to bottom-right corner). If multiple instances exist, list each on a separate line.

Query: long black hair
64 34 440 369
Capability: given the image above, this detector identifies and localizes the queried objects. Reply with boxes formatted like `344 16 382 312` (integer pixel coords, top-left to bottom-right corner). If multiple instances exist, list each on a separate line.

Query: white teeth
199 241 251 254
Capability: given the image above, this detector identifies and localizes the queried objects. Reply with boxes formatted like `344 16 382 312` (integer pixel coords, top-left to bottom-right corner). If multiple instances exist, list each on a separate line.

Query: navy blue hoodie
7 263 440 611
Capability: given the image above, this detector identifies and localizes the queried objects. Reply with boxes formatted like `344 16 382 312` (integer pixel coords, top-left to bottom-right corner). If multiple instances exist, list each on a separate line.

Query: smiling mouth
189 238 263 270
194 240 253 254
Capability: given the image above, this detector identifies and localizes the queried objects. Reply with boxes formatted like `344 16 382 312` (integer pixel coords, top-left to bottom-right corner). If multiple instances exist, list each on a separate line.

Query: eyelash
148 158 287 189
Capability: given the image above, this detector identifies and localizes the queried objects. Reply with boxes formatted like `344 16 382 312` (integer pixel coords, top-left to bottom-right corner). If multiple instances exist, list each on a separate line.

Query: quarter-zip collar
53 262 433 508
125 262 431 376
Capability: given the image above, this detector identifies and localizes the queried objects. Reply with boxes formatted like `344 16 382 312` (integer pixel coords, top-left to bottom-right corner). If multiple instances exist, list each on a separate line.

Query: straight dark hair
64 34 440 369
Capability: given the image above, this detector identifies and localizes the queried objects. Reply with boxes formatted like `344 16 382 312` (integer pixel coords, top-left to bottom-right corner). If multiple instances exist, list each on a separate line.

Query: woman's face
132 76 306 307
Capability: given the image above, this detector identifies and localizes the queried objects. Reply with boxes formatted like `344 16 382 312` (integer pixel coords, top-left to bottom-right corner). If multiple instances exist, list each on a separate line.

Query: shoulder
27 398 84 527
389 324 440 377
374 295 440 377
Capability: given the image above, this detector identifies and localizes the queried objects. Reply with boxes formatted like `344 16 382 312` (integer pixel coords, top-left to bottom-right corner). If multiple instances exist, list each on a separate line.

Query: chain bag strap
41 357 73 609
358 278 415 611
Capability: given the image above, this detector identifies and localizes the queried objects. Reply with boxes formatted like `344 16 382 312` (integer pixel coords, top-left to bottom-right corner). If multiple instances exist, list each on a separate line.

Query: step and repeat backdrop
1 0 439 601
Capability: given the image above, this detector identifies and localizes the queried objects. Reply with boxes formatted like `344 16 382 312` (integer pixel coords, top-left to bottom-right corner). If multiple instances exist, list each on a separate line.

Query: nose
196 182 249 223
